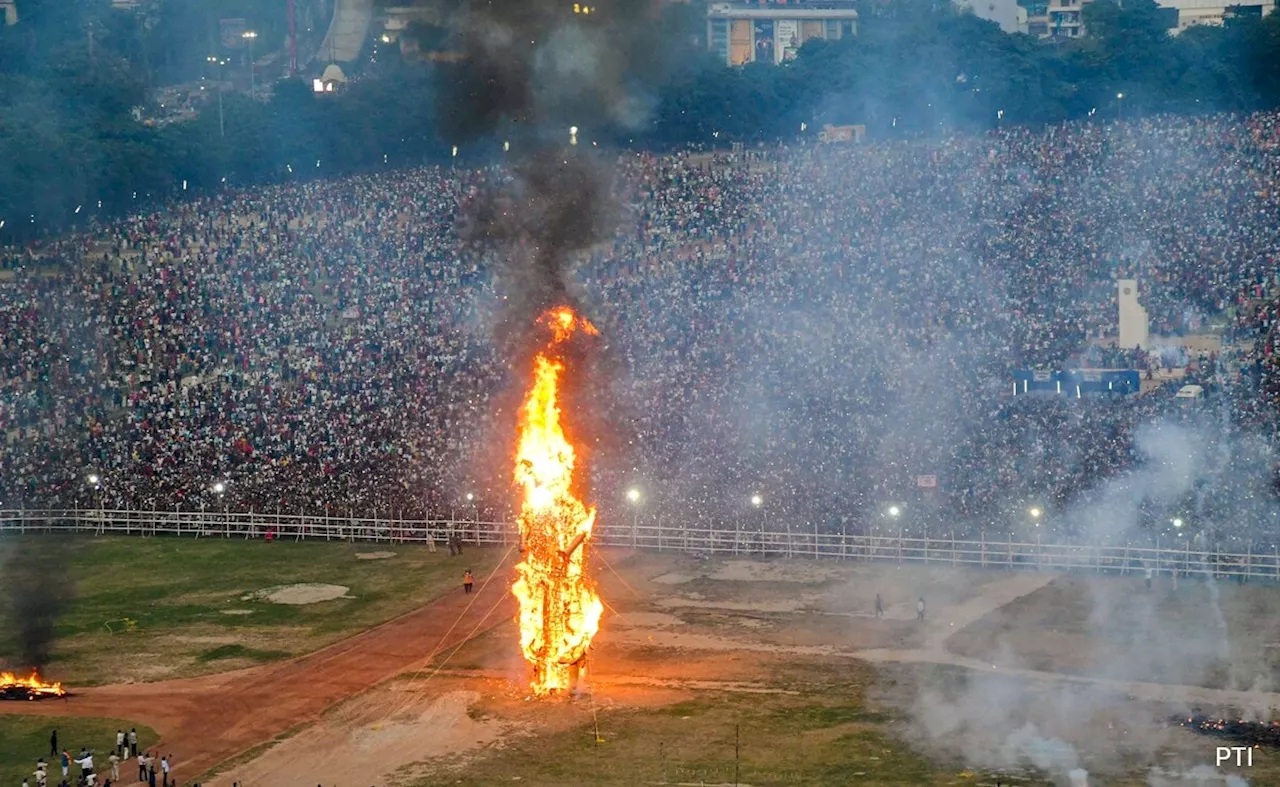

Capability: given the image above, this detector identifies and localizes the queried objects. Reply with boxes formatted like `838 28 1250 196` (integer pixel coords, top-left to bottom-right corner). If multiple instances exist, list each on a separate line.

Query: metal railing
1 508 1275 581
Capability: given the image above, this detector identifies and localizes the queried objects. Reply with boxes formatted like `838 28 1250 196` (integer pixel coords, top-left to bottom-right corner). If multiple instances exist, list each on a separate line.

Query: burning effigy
510 307 604 697
0 670 65 700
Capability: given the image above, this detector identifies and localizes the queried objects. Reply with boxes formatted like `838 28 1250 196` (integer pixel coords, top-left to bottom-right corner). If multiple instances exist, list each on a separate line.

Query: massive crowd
3 112 1280 544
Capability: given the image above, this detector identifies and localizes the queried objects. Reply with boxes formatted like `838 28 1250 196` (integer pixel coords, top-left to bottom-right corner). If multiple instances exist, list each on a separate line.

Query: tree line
2 0 1280 239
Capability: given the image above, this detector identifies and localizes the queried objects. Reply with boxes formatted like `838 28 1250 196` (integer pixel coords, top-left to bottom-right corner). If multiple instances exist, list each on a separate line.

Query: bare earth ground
6 550 1280 785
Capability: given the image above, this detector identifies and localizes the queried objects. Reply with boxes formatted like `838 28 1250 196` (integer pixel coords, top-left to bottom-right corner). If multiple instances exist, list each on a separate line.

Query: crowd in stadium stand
3 112 1280 546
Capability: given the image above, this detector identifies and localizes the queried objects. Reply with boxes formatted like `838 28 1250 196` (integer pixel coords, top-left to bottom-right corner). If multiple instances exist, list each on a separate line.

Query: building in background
1158 0 1276 32
1045 0 1088 38
1021 0 1050 36
706 0 858 66
1020 0 1268 38
956 0 1029 33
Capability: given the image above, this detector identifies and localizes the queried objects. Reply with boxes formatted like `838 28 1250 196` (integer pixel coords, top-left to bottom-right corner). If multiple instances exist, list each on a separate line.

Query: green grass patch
0 715 156 786
408 682 966 787
0 535 505 684
195 644 290 663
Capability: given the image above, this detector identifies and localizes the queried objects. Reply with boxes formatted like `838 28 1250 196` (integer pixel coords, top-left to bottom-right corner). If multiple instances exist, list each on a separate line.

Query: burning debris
511 307 604 697
1172 714 1280 748
0 669 65 700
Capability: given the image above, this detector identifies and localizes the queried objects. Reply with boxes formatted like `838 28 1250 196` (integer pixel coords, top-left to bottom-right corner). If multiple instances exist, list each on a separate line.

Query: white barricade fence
0 509 1275 581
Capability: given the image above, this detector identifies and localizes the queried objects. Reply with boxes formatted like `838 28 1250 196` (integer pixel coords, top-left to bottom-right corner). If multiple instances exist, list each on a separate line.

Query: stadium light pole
627 488 641 541
1116 92 1125 122
207 56 226 138
243 31 259 98
86 473 102 513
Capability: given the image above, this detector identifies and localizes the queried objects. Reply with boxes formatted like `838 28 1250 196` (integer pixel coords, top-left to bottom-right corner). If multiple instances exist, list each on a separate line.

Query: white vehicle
1174 384 1204 407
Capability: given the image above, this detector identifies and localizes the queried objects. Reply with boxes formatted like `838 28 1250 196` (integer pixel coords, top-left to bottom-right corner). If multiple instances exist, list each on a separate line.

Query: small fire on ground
1172 714 1280 747
511 307 604 697
0 670 66 700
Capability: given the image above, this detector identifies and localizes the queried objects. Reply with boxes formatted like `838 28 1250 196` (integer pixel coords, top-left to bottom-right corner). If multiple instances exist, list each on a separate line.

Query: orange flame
511 307 604 696
0 670 65 697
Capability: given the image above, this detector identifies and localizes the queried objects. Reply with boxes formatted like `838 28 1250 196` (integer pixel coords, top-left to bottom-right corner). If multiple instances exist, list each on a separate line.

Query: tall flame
511 307 604 696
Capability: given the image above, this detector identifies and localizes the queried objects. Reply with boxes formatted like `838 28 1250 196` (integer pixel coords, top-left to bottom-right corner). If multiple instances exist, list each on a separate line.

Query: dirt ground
213 685 508 787
6 550 1280 786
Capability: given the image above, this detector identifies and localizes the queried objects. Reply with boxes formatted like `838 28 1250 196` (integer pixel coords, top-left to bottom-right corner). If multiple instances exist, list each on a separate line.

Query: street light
1173 517 1184 529
887 505 901 518
1029 507 1042 519
751 494 763 508
1116 91 1125 121
626 488 642 538
570 126 579 146
243 31 259 98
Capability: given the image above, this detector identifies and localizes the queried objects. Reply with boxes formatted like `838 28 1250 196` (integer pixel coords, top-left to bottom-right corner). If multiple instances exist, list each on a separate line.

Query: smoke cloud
436 0 678 494
902 417 1273 783
0 540 74 672
436 0 674 335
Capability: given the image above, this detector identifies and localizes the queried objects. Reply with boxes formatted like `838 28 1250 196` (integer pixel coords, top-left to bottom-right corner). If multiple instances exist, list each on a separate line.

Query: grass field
404 664 978 787
0 535 502 684
947 574 1280 689
0 716 157 786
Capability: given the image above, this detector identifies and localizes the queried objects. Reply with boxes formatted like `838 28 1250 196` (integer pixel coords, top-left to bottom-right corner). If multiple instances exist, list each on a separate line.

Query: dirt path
2 568 516 784
919 571 1055 651
857 570 1280 712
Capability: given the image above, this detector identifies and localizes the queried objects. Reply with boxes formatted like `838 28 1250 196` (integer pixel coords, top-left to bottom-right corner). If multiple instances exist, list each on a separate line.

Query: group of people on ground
26 729 170 787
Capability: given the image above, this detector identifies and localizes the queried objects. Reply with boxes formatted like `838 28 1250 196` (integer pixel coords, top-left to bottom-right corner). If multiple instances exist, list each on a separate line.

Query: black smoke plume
436 0 669 331
435 0 677 498
0 539 74 672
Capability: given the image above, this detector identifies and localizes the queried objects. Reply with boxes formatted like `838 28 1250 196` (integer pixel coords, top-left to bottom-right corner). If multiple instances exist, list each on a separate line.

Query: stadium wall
0 509 1272 582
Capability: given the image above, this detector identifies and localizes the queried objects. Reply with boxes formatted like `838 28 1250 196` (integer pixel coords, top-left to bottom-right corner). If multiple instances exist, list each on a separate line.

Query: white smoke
903 416 1280 782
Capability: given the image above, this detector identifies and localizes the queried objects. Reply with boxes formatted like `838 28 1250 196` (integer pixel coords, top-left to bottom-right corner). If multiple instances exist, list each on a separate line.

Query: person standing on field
463 569 474 594
874 593 884 618
916 597 925 621
127 730 137 759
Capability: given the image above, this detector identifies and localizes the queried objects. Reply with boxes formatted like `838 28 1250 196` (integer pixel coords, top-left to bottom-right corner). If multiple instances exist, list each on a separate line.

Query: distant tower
1117 279 1149 350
